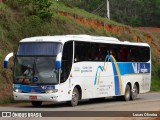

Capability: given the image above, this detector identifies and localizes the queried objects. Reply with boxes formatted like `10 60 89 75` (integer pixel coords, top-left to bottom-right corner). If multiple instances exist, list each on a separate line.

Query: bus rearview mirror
4 52 14 68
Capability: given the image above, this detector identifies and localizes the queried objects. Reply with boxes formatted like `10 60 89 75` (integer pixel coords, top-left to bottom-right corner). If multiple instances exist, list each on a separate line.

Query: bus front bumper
13 92 59 102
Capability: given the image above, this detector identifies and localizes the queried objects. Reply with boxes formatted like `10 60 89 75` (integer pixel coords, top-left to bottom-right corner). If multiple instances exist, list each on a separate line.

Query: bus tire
131 84 138 100
31 101 42 107
123 84 131 101
69 87 79 107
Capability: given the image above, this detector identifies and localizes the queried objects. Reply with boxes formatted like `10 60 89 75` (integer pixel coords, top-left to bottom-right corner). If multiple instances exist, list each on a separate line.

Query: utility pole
106 0 110 19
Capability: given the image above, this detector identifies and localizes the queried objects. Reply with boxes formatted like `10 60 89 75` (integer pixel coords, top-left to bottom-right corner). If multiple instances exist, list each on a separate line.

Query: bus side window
144 47 150 62
87 44 96 61
137 47 150 62
74 42 80 62
120 46 126 62
75 42 91 62
61 41 73 83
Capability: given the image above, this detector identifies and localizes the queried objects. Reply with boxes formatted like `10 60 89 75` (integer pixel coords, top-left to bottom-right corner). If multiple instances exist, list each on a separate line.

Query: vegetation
0 97 15 105
151 79 160 91
58 0 160 27
0 0 159 104
5 0 53 19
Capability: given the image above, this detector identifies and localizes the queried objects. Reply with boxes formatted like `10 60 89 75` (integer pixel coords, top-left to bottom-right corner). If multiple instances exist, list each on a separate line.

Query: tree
58 0 160 27
5 0 53 20
30 0 53 19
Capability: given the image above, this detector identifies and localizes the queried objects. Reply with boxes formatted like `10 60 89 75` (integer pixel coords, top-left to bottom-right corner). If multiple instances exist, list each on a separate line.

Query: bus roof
20 35 150 47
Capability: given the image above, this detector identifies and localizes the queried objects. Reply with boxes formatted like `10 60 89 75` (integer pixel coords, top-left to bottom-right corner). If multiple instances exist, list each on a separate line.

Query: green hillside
59 0 160 27
0 0 160 103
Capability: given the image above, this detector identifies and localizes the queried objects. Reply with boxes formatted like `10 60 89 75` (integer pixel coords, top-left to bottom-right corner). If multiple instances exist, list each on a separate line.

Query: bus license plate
29 96 37 100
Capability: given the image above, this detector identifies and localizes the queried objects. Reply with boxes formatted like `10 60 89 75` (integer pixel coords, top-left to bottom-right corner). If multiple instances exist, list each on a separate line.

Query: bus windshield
14 57 59 85
14 42 61 85
17 42 61 56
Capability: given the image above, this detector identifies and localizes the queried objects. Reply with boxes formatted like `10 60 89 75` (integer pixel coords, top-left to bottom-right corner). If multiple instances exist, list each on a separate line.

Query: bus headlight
14 88 22 93
45 89 58 93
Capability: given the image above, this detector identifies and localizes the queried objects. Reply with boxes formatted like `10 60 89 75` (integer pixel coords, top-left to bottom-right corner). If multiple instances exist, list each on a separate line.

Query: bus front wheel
31 101 42 107
69 87 79 106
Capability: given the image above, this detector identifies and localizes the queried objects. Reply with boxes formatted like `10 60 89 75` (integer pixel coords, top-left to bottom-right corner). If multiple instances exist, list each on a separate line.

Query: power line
92 2 105 14
92 0 110 20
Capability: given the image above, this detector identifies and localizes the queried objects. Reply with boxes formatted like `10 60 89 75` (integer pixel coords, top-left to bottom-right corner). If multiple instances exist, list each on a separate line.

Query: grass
51 1 122 26
0 97 29 105
0 97 16 105
151 60 160 91
151 32 160 44
151 79 160 91
117 32 133 41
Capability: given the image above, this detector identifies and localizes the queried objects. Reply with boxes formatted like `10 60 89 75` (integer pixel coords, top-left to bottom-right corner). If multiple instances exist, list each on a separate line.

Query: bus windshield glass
14 57 59 85
17 42 61 56
14 42 61 85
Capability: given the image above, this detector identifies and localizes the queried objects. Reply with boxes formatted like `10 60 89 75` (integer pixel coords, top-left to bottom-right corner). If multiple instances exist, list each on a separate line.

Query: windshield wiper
33 57 45 84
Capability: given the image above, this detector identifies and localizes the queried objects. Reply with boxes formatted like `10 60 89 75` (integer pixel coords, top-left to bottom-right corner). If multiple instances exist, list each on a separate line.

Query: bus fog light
45 89 58 93
14 88 22 93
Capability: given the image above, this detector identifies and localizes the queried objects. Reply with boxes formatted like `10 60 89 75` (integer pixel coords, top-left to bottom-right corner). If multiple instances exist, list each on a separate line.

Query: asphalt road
0 92 159 112
0 92 160 120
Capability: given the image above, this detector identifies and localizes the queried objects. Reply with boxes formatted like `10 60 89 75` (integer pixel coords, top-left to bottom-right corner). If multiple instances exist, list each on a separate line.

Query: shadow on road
16 97 143 108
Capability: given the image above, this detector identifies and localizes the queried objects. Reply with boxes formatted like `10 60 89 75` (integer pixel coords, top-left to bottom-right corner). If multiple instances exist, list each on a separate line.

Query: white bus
4 35 151 106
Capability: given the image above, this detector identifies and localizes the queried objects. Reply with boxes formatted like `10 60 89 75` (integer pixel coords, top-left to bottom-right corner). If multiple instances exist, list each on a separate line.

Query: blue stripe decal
13 84 55 93
112 62 120 95
118 63 150 75
94 66 103 85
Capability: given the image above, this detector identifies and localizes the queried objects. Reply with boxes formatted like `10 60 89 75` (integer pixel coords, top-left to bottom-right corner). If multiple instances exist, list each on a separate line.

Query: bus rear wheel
123 84 131 101
31 101 42 107
69 87 79 106
131 84 138 100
